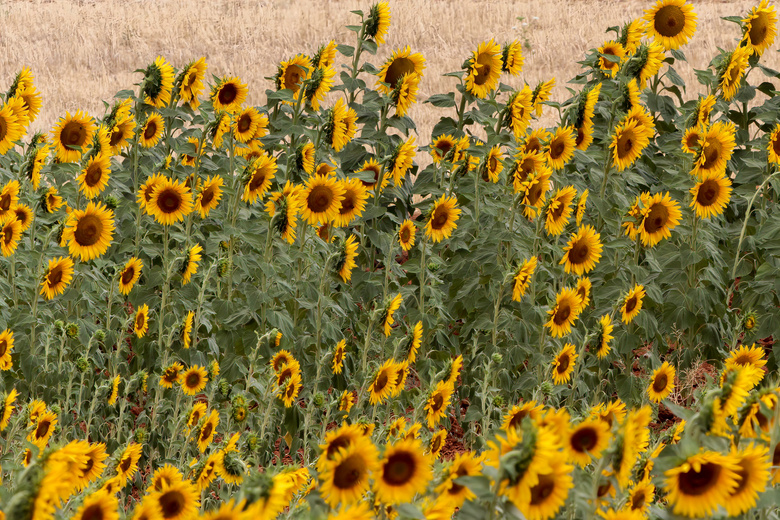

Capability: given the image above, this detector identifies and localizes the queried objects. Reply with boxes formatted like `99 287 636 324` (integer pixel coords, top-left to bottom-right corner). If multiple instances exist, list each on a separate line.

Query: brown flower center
61 121 87 148
749 14 769 45
653 373 668 393
156 189 183 214
625 295 638 314
143 121 158 140
307 185 334 213
186 373 201 388
472 53 494 86
696 179 720 207
383 451 416 486
136 312 146 330
80 503 105 520
48 265 64 286
74 214 103 247
643 203 669 234
385 58 416 89
121 266 135 285
529 472 556 505
218 83 238 106
570 426 597 452
283 65 305 92
158 489 186 518
237 113 252 133
333 452 366 490
556 353 570 373
678 462 721 496
431 206 450 230
654 5 685 38
553 304 572 326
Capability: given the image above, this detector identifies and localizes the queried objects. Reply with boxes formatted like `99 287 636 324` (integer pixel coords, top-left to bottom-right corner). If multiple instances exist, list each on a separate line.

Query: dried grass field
1 0 777 140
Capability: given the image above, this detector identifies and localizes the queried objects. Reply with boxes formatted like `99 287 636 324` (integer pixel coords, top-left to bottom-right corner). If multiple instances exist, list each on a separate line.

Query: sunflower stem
456 94 467 132
159 225 170 353
348 25 366 106
227 135 238 302
261 218 274 328
419 237 427 322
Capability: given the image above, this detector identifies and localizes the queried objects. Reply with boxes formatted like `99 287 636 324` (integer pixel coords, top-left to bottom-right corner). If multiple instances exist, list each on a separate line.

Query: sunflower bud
540 381 553 396
246 433 260 452
364 2 390 44
135 427 148 444
218 379 231 397
49 404 62 416
231 404 248 423
54 320 65 333
491 353 504 364
492 395 505 407
743 312 758 332
104 195 119 210
218 258 231 278
77 357 91 373
65 322 79 338
93 329 106 343
208 360 220 380
219 240 230 252
313 392 326 408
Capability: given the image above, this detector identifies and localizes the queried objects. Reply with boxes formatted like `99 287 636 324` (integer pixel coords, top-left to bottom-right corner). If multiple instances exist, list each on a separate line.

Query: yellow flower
233 107 263 143
560 225 603 275
424 194 460 243
328 98 358 152
621 284 646 324
376 46 426 94
115 442 143 484
139 113 164 147
77 153 112 199
398 219 416 251
502 401 544 431
595 315 614 358
389 136 416 186
143 56 174 108
643 0 698 50
724 444 772 516
392 72 420 118
507 86 533 139
134 304 150 338
598 41 625 77
61 201 116 262
51 110 94 162
118 257 143 295
366 1 391 45
719 46 751 101
383 293 403 337
742 0 777 56
197 409 219 452
300 174 344 225
337 235 359 283
690 171 731 219
370 359 397 405
464 39 502 99
512 257 537 302
501 40 524 75
0 330 13 371
0 218 22 257
610 118 651 171
40 256 75 300
663 451 740 518
319 434 379 507
545 287 583 338
147 177 194 226
108 375 120 405
211 76 247 113
181 365 208 396
552 343 577 384
242 153 277 203
181 244 203 285
425 380 454 428
545 185 577 236
692 121 736 177
531 78 555 117
566 418 610 466
638 192 682 247
546 125 575 170
332 340 346 375
374 438 433 505
195 175 223 218
179 57 208 109
647 361 675 402
482 145 503 183
276 54 312 102
333 178 368 227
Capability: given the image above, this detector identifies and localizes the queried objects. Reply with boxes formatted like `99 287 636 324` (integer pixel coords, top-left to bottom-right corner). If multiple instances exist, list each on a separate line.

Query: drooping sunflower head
501 40 524 75
742 0 778 56
326 97 358 152
512 256 537 302
242 153 278 204
621 284 646 324
598 41 625 77
425 194 461 243
531 78 556 117
178 57 208 109
211 76 247 113
544 185 577 236
376 46 426 94
464 39 502 99
365 2 391 45
391 72 420 118
643 0 698 50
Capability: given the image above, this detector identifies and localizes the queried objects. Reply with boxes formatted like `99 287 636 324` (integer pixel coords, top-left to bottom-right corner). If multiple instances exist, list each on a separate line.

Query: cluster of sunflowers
3 0 780 518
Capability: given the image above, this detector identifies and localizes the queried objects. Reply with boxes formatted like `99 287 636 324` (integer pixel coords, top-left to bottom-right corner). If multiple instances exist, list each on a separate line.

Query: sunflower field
5 0 780 518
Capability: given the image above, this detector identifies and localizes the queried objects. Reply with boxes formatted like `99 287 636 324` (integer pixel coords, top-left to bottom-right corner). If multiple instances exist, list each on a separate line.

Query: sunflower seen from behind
142 56 174 108
719 46 751 101
178 57 207 109
595 315 614 358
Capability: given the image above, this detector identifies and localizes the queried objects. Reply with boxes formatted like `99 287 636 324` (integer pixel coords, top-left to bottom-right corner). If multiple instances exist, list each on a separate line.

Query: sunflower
194 452 219 491
397 219 416 251
314 40 338 68
281 374 302 407
611 119 651 171
211 77 247 113
575 120 594 151
406 321 422 364
723 444 771 516
502 401 544 431
663 450 740 518
134 304 150 338
598 41 625 77
391 72 419 117
720 46 751 101
327 98 358 152
742 1 778 56
197 409 219 452
40 256 74 300
634 41 666 88
180 311 194 350
178 57 207 109
566 418 611 466
195 175 223 218
516 457 574 520
0 329 14 370
376 46 426 94
383 293 403 337
639 192 682 247
51 110 94 162
464 39 502 98
147 177 194 225
139 113 164 148
107 375 120 405
319 435 379 507
0 218 21 257
643 0 697 50
768 124 780 164
374 438 433 504
181 244 203 285
300 174 344 225
337 234 359 282
530 79 555 117
504 86 533 139
512 256 537 302
690 171 731 219
692 121 736 177
81 442 109 488
545 185 577 236
211 112 231 148
61 202 115 261
425 380 454 428
648 361 675 403
425 194 460 243
43 186 63 213
429 430 447 459
546 126 575 170
0 181 18 223
161 362 184 389
17 85 41 123
242 153 277 203
118 257 143 295
388 136 416 186
147 479 200 520
725 343 767 381
560 225 603 275
232 107 262 143
429 134 458 163
143 56 175 108
71 490 119 520
552 343 578 385
621 284 646 324
595 315 614 358
333 178 368 228
681 124 704 154
370 359 398 405
109 117 135 155
115 442 143 484
482 145 503 183
329 339 347 375
546 287 583 338
276 54 312 102
179 365 208 396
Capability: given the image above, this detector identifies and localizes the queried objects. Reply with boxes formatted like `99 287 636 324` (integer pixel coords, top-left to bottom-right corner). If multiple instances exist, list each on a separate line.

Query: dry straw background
1 0 778 142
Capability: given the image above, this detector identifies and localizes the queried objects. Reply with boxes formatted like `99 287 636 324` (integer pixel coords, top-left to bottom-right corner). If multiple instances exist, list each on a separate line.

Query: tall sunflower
140 113 165 148
610 119 651 171
690 172 731 219
181 365 208 396
319 435 379 507
768 124 780 164
327 98 358 152
482 145 503 183
376 46 426 94
300 174 344 225
552 343 578 384
560 225 603 275
425 194 461 243
336 235 359 283
545 287 583 338
147 177 194 225
643 0 698 50
398 219 416 251
40 256 74 300
719 46 751 101
681 124 704 155
507 86 533 139
160 362 184 388
516 458 574 520
142 56 175 108
425 380 454 428
566 418 610 466
134 304 150 338
181 244 203 285
595 315 614 358
0 180 19 223
391 72 420 118
147 479 200 520
77 153 111 199
663 451 740 518
692 121 736 177
598 41 625 77
648 362 675 402
531 79 556 117
370 359 398 404
388 136 416 186
0 329 14 370
639 192 682 246
464 39 502 98
118 257 143 295
0 104 21 156
0 218 22 257
275 54 312 102
621 284 646 324
232 107 262 143
501 401 544 431
179 57 208 109
512 256 537 302
211 76 247 113
195 175 224 218
197 409 219 452
242 153 277 203
182 311 194 349
742 0 777 56
724 444 772 516
546 125 576 170
374 438 433 505
545 185 577 236
115 442 143 484
61 202 116 261
51 110 94 162
333 178 368 227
